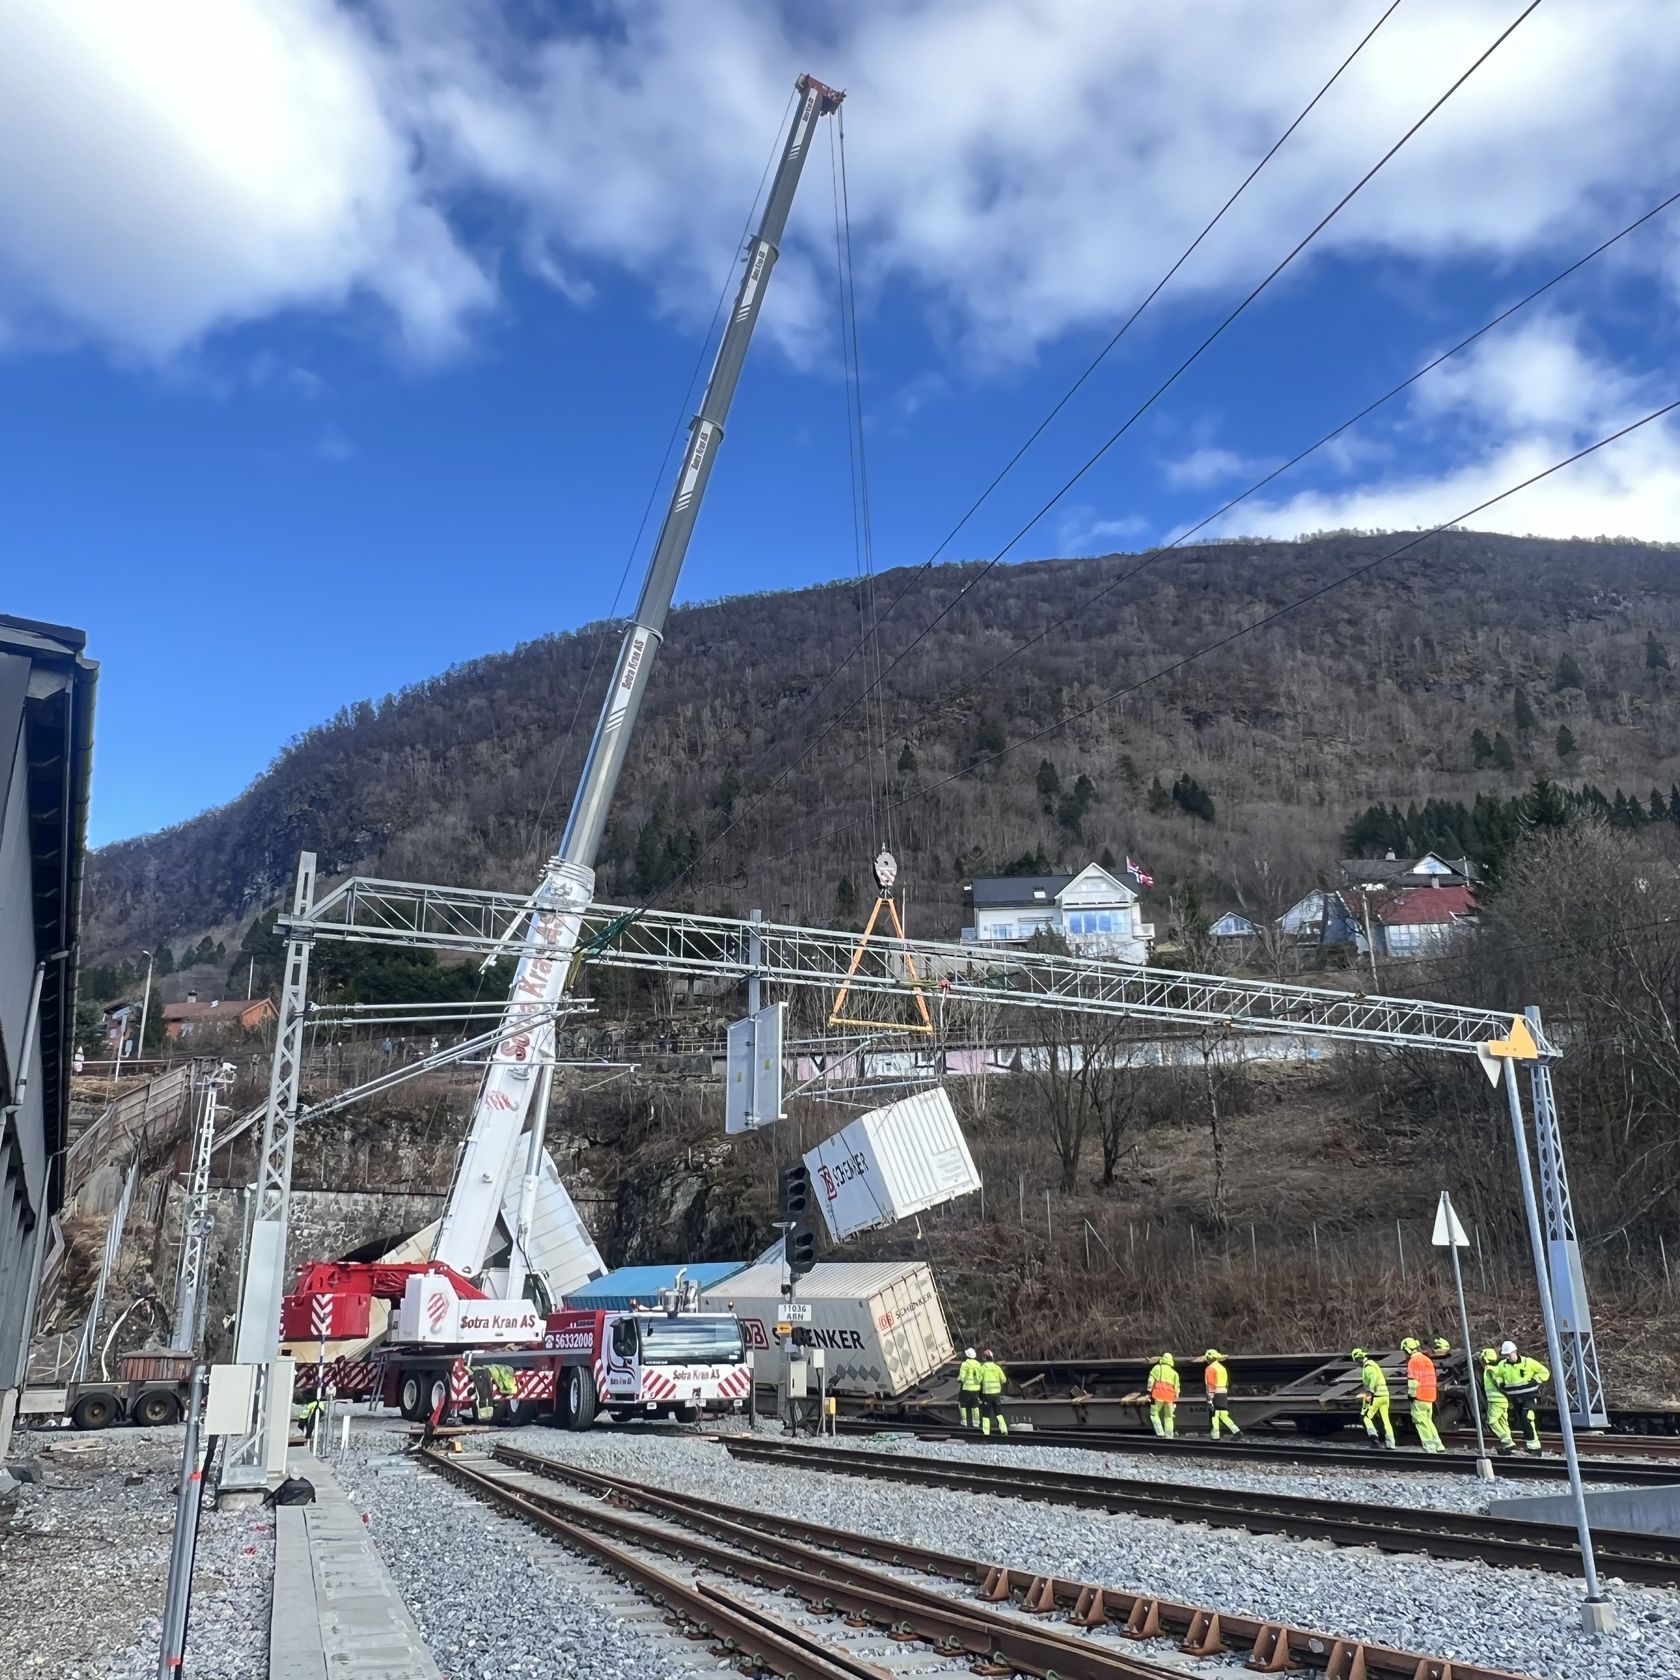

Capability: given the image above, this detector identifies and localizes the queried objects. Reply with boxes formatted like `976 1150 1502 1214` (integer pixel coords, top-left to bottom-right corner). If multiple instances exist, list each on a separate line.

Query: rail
725 1438 1680 1587
423 1444 1187 1680
484 1442 1531 1680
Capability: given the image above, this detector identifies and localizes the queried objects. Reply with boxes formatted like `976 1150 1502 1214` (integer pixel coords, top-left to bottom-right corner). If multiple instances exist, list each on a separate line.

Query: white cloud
1215 317 1680 542
3 1 1680 371
1164 446 1258 490
1057 505 1147 555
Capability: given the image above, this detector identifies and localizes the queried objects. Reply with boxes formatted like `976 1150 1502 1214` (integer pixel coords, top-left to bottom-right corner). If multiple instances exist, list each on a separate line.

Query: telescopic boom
432 75 845 1299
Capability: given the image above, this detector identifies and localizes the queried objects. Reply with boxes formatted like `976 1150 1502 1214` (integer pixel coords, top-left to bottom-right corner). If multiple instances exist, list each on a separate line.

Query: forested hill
86 530 1680 960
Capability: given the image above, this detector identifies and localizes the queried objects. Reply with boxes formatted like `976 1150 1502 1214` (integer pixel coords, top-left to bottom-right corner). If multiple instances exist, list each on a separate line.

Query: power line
645 0 1539 905
788 183 1680 802
710 394 1680 886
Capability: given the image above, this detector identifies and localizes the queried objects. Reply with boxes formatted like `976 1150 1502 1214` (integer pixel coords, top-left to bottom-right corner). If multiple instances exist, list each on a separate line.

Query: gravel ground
0 1426 273 1680
333 1424 715 1679
450 1418 1680 1680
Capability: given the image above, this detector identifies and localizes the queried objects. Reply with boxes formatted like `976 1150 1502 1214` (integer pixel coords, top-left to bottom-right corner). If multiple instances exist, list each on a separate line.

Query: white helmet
965 1347 977 1359
1499 1340 1517 1358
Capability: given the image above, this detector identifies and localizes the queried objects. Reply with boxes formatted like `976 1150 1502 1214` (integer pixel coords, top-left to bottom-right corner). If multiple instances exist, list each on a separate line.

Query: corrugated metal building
0 616 96 1464
563 1262 747 1313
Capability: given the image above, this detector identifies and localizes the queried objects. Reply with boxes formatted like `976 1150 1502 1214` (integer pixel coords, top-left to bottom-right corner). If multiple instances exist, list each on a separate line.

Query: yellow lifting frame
827 893 935 1035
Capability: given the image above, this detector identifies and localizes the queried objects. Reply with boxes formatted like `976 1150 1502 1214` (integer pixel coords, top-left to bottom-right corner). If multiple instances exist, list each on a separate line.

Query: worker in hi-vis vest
978 1349 1008 1436
1479 1347 1516 1450
1494 1340 1551 1455
1146 1352 1179 1437
1202 1350 1241 1439
957 1347 984 1428
1352 1347 1395 1449
1401 1337 1444 1453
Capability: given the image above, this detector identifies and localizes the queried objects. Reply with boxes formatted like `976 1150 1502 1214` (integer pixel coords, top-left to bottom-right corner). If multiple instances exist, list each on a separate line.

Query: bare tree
1232 853 1319 980
1018 1006 1142 1193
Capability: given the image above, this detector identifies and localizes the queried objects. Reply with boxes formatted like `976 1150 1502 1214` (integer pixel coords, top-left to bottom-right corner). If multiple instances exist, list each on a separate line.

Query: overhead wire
707 0 1410 818
633 0 1541 909
704 394 1680 885
781 183 1680 802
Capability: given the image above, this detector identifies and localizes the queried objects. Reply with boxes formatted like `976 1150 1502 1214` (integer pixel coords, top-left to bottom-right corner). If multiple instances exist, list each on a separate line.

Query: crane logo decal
425 1291 450 1332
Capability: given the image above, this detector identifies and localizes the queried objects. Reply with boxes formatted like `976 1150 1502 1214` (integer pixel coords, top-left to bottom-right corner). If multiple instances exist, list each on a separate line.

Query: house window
1068 910 1127 936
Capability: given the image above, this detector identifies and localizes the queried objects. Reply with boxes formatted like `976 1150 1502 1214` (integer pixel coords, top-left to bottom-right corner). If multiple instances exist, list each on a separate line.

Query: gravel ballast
439 1418 1680 1680
0 1426 273 1680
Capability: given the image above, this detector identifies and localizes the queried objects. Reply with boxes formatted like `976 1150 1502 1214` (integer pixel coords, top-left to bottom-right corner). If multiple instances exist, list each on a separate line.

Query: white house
961 863 1154 962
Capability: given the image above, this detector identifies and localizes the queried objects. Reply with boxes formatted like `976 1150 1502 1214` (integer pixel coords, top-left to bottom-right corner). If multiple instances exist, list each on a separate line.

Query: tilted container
801 1086 980 1241
699 1259 953 1397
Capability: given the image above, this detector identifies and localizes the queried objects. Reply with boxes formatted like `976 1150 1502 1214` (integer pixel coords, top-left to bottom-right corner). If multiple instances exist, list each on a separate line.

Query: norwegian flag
1126 856 1155 888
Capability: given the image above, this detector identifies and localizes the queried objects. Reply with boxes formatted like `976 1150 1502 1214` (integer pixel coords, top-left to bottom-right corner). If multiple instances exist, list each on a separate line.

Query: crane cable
780 183 1680 805
705 0 1411 845
618 0 1541 915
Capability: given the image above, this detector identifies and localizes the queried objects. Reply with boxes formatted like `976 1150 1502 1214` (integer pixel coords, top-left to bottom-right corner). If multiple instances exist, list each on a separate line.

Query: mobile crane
278 74 845 1423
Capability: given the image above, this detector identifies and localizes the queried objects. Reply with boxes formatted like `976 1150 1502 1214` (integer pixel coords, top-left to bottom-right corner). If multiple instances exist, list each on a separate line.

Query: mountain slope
85 530 1680 957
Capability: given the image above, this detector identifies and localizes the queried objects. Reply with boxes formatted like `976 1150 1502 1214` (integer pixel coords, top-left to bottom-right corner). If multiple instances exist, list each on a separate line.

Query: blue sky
5 1 1679 846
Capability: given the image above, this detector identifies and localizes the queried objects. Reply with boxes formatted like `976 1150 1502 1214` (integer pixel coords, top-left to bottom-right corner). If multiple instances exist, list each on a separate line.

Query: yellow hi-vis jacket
957 1356 983 1393
1359 1358 1389 1400
1147 1360 1179 1401
979 1360 1006 1396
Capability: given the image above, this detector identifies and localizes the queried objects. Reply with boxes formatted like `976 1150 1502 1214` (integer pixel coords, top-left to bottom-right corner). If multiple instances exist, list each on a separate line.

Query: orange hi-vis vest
1407 1352 1438 1402
1148 1360 1178 1400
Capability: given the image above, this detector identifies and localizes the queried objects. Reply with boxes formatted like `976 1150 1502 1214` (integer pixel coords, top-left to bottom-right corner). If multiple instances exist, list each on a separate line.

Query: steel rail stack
831 1417 1680 1484
725 1438 1680 1587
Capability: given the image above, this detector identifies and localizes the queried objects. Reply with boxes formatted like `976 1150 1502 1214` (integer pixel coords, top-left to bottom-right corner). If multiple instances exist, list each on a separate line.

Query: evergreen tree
1651 788 1668 824
1648 632 1671 672
1513 686 1538 735
1035 758 1062 810
1146 776 1171 815
835 876 858 918
1470 727 1493 767
1492 732 1516 772
1669 784 1680 827
1555 724 1578 761
1171 774 1216 823
1524 779 1572 830
1098 845 1117 870
1057 772 1097 832
974 716 1006 758
154 945 175 977
1553 653 1585 692
897 742 917 774
712 767 741 814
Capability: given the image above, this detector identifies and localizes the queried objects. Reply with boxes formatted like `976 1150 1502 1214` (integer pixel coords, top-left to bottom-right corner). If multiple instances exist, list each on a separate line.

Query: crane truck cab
541 1279 750 1428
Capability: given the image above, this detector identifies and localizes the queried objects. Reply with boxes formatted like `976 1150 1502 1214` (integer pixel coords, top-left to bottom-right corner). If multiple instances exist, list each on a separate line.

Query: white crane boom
431 74 846 1301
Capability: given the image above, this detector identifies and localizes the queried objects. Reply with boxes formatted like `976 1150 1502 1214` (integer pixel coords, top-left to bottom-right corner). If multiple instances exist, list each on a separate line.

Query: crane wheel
560 1366 597 1431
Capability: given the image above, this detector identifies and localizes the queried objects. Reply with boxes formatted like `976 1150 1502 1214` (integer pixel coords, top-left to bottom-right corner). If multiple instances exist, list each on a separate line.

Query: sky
5 0 1680 847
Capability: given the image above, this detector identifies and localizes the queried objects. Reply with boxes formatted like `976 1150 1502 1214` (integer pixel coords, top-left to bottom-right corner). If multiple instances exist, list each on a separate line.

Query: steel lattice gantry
250 869 1604 1432
297 876 1542 1058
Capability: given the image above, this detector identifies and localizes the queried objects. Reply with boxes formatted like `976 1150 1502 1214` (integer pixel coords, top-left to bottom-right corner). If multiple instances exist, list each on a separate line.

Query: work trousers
1149 1399 1176 1438
1361 1394 1395 1446
1521 1404 1542 1451
1410 1398 1444 1452
1485 1393 1514 1448
959 1389 981 1427
979 1394 1008 1435
1208 1398 1240 1439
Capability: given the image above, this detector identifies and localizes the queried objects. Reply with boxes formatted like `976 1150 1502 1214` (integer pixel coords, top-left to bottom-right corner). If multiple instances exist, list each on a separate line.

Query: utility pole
1502 1059 1613 1632
135 948 156 1069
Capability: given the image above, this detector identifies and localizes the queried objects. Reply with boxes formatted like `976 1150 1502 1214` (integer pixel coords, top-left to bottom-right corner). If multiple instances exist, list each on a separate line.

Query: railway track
422 1443 1198 1679
473 1442 1532 1680
835 1417 1680 1484
727 1437 1680 1587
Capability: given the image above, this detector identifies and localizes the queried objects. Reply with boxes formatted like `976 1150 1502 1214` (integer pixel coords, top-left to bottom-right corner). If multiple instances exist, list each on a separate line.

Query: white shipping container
802 1086 980 1241
699 1260 953 1397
